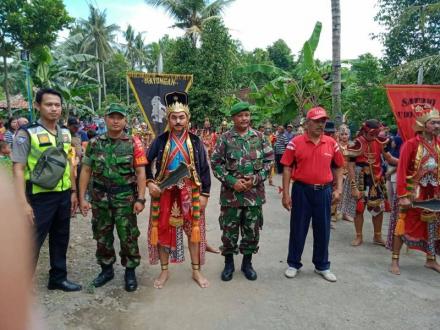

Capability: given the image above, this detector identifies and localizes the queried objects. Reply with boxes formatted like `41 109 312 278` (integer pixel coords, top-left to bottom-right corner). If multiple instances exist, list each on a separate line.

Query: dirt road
35 175 440 329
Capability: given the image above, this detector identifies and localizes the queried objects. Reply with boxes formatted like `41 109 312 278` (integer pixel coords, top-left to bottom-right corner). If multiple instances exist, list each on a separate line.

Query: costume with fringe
392 135 440 255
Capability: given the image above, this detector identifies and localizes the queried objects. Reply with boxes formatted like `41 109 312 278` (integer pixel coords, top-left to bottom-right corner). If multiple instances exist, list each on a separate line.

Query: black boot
221 254 235 281
241 254 257 281
124 268 137 292
92 264 114 288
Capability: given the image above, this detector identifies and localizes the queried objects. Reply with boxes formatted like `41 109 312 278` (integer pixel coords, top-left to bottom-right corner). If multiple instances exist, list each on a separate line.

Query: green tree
79 4 119 110
191 17 237 124
0 0 72 115
164 18 238 126
105 51 130 102
374 0 440 68
164 37 197 74
341 53 392 127
123 25 149 105
145 0 235 46
123 25 137 70
267 39 294 71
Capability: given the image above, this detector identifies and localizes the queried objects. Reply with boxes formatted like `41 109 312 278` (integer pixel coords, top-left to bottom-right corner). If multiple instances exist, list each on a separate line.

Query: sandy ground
34 174 440 330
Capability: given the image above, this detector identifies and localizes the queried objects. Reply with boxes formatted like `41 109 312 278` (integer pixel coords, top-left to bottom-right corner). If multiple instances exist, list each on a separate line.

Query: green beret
230 101 250 116
106 103 127 117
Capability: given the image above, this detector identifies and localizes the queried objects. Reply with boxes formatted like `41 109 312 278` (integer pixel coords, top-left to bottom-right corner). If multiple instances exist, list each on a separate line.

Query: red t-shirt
280 133 344 184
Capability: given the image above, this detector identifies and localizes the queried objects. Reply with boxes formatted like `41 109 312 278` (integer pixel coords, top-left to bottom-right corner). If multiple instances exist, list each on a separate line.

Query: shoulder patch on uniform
16 135 27 145
62 133 70 142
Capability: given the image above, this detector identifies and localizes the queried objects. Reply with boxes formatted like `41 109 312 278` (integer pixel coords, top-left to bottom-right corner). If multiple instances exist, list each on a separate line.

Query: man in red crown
347 119 398 246
390 106 440 275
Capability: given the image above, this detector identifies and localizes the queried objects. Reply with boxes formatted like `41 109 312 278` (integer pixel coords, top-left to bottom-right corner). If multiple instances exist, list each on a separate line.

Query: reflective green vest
25 124 72 194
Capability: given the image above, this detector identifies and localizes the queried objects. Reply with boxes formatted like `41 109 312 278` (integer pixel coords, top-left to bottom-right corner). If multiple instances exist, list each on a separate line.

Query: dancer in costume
347 119 397 246
146 91 211 289
336 125 356 222
390 106 440 275
201 118 217 159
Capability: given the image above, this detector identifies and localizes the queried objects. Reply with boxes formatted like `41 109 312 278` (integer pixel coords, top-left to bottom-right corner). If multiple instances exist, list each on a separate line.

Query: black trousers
287 182 332 271
275 153 284 174
29 190 71 283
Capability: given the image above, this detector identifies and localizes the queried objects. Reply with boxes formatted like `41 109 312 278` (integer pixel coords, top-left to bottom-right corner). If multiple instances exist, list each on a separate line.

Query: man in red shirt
281 107 344 282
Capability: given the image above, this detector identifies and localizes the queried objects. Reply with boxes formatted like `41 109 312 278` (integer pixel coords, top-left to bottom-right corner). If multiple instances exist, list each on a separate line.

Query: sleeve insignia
17 135 28 145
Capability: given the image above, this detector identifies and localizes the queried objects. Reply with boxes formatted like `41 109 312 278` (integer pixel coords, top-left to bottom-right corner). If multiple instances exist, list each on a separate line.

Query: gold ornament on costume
413 104 440 132
165 91 190 118
169 201 183 227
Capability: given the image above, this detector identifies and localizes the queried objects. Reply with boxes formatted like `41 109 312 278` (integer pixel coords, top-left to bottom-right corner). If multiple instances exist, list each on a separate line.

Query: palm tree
134 33 148 69
123 25 137 69
331 0 342 126
145 0 235 46
79 5 119 110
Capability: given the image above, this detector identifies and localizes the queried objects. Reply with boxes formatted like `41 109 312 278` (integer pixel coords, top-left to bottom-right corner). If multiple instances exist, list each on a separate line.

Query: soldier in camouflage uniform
211 101 274 281
79 104 147 292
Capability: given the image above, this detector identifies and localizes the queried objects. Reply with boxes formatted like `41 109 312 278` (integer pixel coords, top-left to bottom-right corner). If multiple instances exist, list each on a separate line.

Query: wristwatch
136 198 146 205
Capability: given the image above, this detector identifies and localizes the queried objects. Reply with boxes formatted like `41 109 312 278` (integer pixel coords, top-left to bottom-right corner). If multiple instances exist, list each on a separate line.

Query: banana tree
31 45 99 118
234 22 331 125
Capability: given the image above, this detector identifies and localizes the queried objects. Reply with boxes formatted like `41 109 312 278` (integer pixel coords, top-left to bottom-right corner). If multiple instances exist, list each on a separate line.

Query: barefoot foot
153 270 169 289
342 214 353 222
192 270 209 288
351 235 363 246
390 260 400 275
206 244 220 254
424 260 440 273
373 235 386 246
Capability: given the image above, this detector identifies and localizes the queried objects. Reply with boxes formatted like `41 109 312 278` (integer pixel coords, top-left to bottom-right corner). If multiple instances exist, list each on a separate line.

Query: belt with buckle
295 181 332 190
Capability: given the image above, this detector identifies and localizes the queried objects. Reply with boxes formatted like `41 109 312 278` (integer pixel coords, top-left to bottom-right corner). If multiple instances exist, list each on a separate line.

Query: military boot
92 264 114 288
124 268 138 292
241 254 257 281
221 254 235 281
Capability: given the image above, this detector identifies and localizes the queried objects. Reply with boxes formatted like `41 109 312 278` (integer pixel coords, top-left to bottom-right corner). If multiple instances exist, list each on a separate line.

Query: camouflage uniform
82 133 142 268
211 127 274 255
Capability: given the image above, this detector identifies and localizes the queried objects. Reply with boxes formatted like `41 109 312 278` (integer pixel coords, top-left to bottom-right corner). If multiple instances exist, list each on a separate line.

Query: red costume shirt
281 133 345 184
353 136 384 178
397 135 440 200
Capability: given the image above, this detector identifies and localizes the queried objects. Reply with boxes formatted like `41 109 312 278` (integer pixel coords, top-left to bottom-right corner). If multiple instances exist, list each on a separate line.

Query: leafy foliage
374 0 440 68
341 53 393 129
0 0 72 114
267 39 294 71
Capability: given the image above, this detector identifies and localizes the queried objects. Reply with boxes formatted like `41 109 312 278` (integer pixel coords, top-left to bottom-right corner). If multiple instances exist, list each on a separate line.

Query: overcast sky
63 0 385 61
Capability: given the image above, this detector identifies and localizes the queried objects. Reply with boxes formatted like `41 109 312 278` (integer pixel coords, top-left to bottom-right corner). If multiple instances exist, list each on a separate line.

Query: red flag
385 85 440 141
